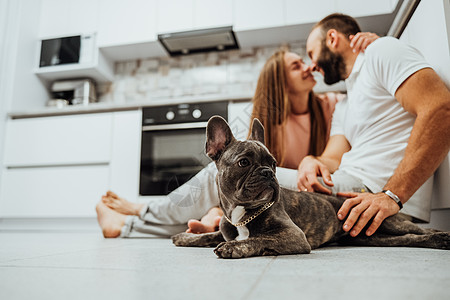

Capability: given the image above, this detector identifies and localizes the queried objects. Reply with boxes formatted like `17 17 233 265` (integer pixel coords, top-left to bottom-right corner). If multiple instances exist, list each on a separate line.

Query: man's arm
338 68 450 237
297 134 351 193
385 68 450 200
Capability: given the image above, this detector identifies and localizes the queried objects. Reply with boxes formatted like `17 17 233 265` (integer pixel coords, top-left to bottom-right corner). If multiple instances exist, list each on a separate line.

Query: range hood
158 26 239 56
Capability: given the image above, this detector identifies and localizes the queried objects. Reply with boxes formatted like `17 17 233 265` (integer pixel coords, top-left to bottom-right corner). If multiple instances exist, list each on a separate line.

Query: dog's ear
249 118 265 145
206 115 235 161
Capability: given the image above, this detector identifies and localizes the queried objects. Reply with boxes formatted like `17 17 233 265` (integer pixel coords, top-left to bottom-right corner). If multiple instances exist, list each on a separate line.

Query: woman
96 33 378 238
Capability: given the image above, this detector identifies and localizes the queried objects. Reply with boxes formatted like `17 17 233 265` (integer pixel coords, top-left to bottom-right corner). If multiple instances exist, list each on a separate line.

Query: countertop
8 93 252 119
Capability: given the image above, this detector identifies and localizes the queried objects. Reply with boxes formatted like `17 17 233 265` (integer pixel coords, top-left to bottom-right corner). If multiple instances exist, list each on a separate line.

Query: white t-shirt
330 37 432 221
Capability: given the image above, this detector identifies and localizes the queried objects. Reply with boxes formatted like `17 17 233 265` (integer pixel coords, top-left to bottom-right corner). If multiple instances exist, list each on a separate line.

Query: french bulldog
172 116 450 259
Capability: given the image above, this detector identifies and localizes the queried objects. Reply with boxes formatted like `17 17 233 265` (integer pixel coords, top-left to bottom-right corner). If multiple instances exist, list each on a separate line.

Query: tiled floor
0 231 449 300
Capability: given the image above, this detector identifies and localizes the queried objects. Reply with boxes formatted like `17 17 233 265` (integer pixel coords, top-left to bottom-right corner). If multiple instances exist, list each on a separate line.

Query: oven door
140 122 211 196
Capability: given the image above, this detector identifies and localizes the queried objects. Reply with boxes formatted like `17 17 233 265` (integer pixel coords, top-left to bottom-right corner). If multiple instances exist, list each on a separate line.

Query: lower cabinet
0 165 109 217
0 110 142 219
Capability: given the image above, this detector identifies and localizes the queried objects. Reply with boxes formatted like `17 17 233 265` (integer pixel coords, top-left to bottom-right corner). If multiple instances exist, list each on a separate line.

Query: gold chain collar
223 201 275 227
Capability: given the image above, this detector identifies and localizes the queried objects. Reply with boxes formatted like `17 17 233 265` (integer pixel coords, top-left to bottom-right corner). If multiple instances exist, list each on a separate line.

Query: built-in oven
140 101 228 196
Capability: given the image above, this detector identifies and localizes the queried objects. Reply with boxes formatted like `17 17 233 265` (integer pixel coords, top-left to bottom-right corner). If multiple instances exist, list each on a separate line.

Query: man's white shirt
330 37 432 221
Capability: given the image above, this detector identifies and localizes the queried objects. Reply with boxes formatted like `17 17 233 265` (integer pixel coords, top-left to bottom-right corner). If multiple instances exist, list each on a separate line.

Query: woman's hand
349 32 380 53
297 156 333 194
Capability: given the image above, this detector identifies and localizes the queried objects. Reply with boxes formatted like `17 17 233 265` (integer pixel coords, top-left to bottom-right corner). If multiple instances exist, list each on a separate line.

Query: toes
107 190 119 199
214 216 221 226
187 219 209 234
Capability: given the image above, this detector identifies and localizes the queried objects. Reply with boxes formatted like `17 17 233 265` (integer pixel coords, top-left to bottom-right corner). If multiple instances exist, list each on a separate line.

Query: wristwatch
382 190 403 210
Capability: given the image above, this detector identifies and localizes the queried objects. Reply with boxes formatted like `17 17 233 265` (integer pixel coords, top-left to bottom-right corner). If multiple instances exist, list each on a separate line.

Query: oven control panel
142 101 228 125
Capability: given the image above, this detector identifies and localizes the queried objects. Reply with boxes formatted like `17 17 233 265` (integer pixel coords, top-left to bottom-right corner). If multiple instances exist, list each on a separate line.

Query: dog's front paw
214 241 251 259
171 232 195 247
429 232 450 250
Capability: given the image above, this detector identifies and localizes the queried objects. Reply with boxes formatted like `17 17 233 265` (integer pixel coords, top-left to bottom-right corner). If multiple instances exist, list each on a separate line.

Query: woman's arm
297 134 351 194
349 32 380 53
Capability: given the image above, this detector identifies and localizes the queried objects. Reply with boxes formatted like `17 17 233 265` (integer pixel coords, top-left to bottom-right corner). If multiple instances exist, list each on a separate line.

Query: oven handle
142 121 208 132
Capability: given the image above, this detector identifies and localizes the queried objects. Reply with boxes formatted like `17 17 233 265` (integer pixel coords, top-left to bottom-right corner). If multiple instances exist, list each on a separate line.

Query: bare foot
96 202 127 238
186 207 223 234
101 190 144 216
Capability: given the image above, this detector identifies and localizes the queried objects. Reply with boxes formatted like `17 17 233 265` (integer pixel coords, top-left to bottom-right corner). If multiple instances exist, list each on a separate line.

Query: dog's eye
238 158 250 167
272 161 277 169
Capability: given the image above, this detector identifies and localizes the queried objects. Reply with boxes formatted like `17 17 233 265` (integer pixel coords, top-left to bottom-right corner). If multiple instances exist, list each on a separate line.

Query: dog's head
205 116 279 209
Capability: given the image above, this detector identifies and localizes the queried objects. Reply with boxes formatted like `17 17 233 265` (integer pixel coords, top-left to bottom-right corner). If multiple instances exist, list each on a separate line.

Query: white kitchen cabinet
0 165 109 217
4 113 113 167
37 0 113 84
335 0 396 18
109 110 142 201
193 0 233 29
156 0 194 33
38 0 99 38
0 110 142 219
233 0 285 31
97 0 157 47
285 0 336 25
38 0 69 38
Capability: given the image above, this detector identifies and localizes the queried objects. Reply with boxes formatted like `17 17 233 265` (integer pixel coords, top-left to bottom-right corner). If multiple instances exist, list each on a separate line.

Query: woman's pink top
281 93 343 169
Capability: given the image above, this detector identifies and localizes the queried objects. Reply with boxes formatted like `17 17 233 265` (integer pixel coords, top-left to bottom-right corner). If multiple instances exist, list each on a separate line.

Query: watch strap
382 190 403 210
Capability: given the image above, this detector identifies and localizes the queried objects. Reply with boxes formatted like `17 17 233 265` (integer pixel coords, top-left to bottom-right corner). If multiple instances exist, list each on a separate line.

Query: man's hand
337 192 400 237
349 32 379 53
297 156 333 194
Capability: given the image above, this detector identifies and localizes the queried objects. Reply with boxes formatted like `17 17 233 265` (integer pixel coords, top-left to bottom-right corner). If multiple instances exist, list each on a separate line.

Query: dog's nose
260 168 274 178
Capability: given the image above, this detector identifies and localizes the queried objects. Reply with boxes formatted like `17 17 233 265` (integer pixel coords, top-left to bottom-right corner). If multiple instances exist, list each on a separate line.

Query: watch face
383 190 402 209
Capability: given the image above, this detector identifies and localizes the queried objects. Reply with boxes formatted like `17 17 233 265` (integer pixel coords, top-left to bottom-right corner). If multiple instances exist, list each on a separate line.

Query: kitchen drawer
0 165 109 217
4 113 113 167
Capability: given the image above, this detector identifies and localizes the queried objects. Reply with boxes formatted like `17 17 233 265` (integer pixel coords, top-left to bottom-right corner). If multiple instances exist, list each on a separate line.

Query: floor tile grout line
0 243 137 264
0 264 138 272
240 256 277 300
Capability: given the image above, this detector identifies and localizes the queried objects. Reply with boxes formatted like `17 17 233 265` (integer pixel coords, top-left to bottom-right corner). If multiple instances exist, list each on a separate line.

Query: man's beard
317 42 346 85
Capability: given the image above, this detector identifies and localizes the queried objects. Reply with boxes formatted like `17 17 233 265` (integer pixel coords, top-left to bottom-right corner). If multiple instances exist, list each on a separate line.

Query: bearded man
297 13 450 237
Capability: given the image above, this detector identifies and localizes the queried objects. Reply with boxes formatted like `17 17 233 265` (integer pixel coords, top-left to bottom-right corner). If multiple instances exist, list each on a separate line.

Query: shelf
34 51 114 84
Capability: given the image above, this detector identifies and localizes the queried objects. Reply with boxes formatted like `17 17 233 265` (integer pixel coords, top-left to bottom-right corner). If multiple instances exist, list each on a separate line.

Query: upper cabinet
286 0 397 26
194 0 233 29
38 0 99 38
285 0 336 25
39 0 158 47
36 0 398 62
155 0 233 34
97 0 157 47
233 0 284 31
156 0 194 33
336 0 398 18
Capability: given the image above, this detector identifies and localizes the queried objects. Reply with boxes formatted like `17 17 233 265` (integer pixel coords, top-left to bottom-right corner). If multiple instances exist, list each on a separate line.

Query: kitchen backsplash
98 41 342 104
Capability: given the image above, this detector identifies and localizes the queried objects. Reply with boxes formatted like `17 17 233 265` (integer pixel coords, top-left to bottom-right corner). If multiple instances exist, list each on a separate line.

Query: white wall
0 0 21 189
0 0 49 192
10 0 49 112
400 0 450 87
400 0 450 230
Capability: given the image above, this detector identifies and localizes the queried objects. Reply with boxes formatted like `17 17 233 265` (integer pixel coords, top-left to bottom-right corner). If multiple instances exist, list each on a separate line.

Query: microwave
38 33 96 68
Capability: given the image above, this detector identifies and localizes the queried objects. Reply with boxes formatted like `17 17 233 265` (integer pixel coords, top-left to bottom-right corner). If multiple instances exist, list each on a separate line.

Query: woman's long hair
248 49 327 167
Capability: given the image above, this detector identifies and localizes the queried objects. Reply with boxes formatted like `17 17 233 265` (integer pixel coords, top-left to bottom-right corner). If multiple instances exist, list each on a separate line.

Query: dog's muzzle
239 167 279 207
